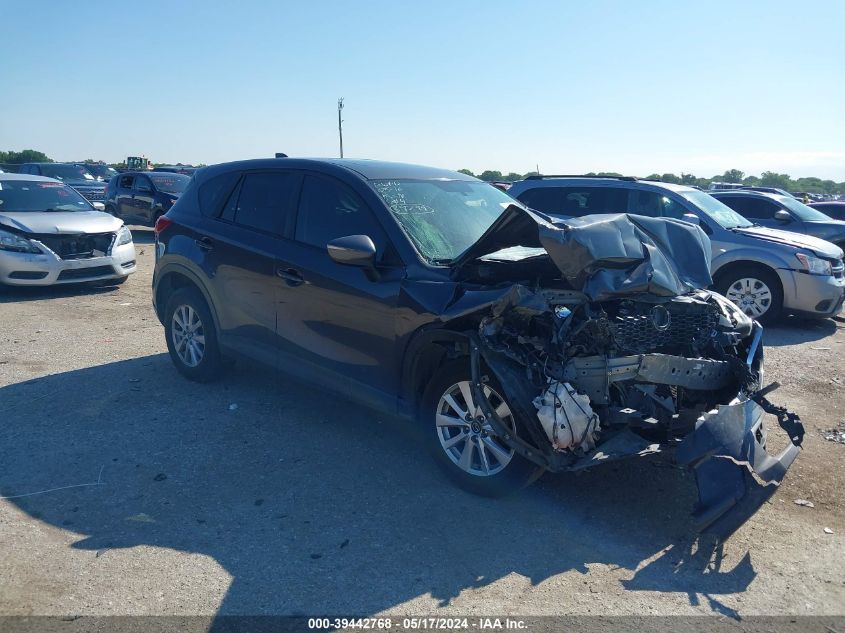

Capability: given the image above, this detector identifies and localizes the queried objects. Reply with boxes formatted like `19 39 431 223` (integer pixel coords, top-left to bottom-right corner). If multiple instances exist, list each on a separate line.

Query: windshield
149 173 190 194
683 190 753 229
774 195 833 222
0 180 92 212
85 164 118 180
372 179 515 262
39 164 95 181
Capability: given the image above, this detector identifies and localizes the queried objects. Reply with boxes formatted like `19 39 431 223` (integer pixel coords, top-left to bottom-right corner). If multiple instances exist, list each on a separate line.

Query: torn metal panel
675 398 803 540
452 204 713 302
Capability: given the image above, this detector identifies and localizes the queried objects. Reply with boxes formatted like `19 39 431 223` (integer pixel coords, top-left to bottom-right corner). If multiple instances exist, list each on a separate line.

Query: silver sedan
0 174 136 286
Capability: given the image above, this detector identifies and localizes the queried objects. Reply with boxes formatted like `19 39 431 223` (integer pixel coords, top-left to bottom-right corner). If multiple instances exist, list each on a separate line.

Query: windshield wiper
42 208 78 213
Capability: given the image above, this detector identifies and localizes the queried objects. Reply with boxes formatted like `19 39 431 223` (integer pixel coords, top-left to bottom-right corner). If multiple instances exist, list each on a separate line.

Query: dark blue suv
105 171 191 226
150 158 802 538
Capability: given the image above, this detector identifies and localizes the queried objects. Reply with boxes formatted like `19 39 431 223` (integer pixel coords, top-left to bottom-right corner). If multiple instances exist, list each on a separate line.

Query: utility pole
337 98 344 158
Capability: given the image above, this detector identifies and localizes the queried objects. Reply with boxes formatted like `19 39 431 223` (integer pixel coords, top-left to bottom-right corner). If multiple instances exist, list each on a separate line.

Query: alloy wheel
435 381 515 477
171 304 206 367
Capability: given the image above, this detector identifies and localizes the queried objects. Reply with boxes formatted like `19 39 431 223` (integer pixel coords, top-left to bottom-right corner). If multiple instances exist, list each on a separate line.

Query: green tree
644 173 662 181
0 149 52 164
478 170 503 182
457 168 475 177
522 171 539 179
743 175 761 186
503 172 523 182
660 173 681 184
719 169 745 183
759 171 792 189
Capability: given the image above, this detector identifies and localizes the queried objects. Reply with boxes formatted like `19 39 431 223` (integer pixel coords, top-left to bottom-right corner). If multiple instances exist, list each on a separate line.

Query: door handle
275 266 304 286
195 237 214 251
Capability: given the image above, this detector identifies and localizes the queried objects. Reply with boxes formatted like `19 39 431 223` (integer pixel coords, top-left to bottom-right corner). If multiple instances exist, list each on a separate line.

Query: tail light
154 215 173 236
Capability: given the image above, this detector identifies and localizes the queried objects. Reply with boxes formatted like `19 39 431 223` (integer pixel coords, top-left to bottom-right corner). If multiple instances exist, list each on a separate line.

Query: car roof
197 158 475 182
710 190 783 200
510 176 697 194
0 173 61 183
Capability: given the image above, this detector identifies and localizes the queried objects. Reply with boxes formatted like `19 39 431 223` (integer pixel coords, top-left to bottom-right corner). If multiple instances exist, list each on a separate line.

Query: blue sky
2 0 843 180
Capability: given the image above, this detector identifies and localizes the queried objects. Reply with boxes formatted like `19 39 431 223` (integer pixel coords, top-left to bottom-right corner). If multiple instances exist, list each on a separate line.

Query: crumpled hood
453 205 713 301
734 225 843 259
0 211 123 235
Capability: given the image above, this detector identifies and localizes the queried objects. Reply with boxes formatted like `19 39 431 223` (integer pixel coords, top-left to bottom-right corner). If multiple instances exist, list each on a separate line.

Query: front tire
420 359 544 497
164 286 227 382
716 266 783 324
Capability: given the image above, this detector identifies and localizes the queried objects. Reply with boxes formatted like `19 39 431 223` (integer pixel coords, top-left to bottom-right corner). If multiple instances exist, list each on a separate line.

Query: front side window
0 180 91 212
134 176 152 192
372 179 513 263
119 175 134 189
631 190 688 219
775 195 832 222
226 171 297 235
295 175 385 250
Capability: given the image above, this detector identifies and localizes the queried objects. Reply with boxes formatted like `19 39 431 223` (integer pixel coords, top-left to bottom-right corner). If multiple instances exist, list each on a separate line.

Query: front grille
35 233 115 260
77 188 106 202
610 303 720 355
57 265 115 281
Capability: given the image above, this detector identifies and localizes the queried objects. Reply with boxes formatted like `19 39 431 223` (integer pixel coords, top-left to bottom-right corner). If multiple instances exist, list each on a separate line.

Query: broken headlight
0 228 40 253
795 252 832 276
115 225 133 246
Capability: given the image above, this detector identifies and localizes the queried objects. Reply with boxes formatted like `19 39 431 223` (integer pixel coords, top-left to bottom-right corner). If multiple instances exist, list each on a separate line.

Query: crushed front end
453 210 803 540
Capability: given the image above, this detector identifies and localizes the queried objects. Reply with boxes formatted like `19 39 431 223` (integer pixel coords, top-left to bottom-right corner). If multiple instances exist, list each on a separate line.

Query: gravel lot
1 227 843 618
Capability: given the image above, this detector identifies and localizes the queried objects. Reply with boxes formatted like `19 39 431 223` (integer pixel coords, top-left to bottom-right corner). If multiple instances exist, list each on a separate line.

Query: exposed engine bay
436 208 804 539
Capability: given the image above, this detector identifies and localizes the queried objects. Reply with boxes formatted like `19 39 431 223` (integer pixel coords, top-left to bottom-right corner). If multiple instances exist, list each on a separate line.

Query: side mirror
682 213 700 226
327 234 377 269
774 209 792 223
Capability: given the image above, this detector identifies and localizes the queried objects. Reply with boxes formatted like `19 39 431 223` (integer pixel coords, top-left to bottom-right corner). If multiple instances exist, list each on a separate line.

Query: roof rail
524 174 638 181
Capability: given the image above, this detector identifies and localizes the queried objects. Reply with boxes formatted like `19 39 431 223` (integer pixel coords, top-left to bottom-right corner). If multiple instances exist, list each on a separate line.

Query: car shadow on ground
763 315 841 346
127 226 155 245
0 282 125 304
0 355 755 619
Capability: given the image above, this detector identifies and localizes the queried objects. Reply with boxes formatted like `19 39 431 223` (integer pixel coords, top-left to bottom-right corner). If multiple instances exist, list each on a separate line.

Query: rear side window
555 187 629 216
517 187 561 214
295 175 387 251
224 171 298 235
198 171 240 217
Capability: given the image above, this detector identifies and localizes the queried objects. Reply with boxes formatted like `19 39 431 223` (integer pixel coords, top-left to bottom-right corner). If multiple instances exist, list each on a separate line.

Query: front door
116 174 135 218
132 175 155 222
274 173 403 398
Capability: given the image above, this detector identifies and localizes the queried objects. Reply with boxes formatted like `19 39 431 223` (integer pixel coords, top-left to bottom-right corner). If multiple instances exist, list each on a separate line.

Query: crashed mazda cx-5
153 159 803 539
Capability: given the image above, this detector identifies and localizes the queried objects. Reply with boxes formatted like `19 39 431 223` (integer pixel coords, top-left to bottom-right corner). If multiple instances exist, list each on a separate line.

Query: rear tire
163 286 227 382
420 359 545 497
716 265 783 324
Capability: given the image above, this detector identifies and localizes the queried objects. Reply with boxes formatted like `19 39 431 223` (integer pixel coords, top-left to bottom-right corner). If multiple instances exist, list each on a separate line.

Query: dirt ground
0 227 843 618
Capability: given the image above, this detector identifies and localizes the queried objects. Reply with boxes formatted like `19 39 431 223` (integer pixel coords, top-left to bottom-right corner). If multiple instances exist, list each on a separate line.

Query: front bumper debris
675 391 803 540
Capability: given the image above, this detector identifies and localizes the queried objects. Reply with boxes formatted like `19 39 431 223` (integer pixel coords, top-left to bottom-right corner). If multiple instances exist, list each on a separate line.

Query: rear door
116 174 135 218
199 170 300 367
273 172 404 401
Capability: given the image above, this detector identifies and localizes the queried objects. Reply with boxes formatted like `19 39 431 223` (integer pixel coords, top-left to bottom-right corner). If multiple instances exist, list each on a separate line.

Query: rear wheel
420 359 544 497
164 286 227 382
716 266 783 324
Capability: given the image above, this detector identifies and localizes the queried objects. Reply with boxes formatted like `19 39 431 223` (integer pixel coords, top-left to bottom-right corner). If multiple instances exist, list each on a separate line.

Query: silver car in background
0 174 136 286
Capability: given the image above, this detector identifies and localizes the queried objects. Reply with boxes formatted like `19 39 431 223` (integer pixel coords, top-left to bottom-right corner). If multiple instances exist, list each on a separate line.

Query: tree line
2 149 841 194
459 168 844 195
